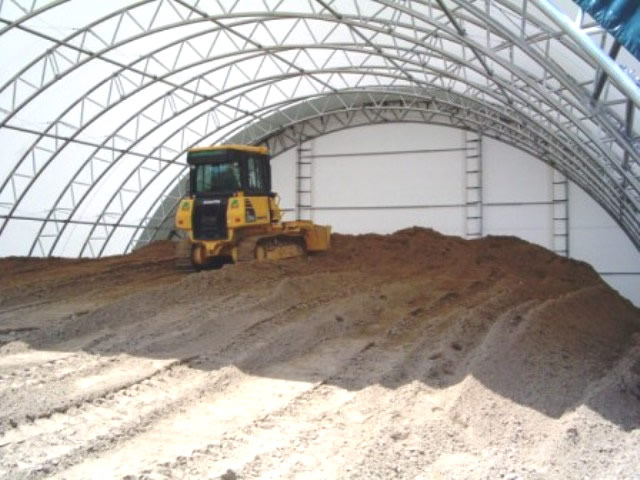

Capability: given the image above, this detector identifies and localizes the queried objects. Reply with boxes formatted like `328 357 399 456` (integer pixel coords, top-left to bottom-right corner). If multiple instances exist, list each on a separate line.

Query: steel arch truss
0 0 639 257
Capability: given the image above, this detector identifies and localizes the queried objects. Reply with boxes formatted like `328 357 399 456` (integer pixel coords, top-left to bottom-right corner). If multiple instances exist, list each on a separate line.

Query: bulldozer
174 144 331 269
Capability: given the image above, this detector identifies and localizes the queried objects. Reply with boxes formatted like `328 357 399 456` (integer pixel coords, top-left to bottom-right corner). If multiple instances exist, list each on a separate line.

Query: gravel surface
0 228 638 479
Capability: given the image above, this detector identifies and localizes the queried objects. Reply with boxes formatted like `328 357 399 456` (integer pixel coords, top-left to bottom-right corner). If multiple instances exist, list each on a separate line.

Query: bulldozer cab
187 145 272 197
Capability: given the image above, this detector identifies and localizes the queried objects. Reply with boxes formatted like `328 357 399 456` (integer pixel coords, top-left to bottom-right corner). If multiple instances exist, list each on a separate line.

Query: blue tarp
573 0 640 60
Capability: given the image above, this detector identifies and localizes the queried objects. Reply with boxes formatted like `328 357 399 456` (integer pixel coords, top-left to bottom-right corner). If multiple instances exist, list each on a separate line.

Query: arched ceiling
0 0 639 257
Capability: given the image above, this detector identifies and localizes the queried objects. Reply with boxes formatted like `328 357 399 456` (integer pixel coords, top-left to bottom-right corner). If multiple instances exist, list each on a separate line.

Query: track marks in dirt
0 358 228 479
49 338 372 480
0 355 182 436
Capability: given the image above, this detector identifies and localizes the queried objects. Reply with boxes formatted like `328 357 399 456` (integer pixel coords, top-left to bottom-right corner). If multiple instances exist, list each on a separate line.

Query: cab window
195 161 241 193
247 156 268 191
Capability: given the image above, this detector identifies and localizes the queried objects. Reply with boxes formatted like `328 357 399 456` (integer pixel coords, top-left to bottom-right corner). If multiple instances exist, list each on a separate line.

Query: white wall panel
603 277 640 307
312 151 464 207
313 207 464 236
312 124 463 155
569 184 640 305
483 138 552 203
270 147 296 212
311 125 465 208
484 205 553 247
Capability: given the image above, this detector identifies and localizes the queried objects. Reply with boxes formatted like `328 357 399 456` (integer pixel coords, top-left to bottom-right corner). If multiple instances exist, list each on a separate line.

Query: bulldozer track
236 234 307 263
174 238 193 270
236 236 260 262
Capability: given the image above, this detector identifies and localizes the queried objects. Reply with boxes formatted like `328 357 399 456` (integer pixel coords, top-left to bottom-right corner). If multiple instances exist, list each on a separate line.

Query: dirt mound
0 228 638 479
0 241 181 309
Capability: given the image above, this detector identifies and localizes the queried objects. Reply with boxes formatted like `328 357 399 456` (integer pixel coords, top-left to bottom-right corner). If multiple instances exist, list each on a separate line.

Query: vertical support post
552 169 570 257
619 99 634 220
591 40 621 104
464 130 483 239
296 141 313 221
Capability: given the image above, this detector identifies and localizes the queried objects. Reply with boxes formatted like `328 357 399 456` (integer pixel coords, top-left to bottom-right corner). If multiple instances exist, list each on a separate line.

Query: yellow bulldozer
174 144 331 269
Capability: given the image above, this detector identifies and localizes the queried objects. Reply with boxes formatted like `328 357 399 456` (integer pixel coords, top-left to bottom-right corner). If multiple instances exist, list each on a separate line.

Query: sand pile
0 228 638 479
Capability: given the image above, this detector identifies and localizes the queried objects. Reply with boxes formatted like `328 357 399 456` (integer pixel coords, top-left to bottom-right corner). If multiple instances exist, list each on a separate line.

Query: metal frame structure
0 0 639 257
